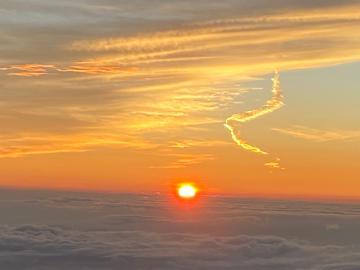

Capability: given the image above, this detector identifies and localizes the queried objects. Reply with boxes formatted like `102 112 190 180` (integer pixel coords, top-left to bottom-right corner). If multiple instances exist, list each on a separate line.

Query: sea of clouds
1 189 360 269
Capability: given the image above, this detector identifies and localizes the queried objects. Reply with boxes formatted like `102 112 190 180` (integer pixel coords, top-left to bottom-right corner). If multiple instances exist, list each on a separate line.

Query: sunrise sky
0 0 359 198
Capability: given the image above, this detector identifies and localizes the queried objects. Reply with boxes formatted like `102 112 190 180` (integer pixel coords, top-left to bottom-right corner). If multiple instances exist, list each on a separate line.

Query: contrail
225 71 284 165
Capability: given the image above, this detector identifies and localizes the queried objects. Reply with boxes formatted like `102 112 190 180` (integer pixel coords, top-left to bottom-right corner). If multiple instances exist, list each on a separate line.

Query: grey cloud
0 224 359 270
326 224 340 231
1 190 360 269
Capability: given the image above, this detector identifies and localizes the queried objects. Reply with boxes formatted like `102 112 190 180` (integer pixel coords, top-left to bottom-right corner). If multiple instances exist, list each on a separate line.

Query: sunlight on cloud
56 62 138 75
70 6 360 74
149 153 214 169
0 133 155 158
0 64 55 76
225 71 283 158
222 71 285 170
1 1 360 167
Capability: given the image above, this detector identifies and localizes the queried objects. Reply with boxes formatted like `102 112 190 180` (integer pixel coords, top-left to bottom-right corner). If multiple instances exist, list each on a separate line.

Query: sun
177 183 198 199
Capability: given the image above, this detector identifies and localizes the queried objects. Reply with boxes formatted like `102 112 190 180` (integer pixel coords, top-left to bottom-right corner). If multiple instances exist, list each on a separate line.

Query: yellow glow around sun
177 183 198 199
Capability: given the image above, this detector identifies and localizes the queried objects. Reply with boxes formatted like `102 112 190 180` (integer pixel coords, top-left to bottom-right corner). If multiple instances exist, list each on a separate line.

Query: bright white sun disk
177 184 197 199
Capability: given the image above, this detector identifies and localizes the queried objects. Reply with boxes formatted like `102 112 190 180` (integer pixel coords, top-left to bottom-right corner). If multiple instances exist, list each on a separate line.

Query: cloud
56 62 139 75
0 63 138 76
225 71 283 155
273 126 360 142
0 133 155 158
1 1 360 160
264 158 284 170
2 189 360 269
149 153 214 168
225 71 284 168
0 64 55 76
169 139 231 149
0 224 359 270
69 5 360 72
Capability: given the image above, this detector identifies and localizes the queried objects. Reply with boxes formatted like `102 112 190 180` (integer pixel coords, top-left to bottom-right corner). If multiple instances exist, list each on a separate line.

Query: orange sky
0 0 359 199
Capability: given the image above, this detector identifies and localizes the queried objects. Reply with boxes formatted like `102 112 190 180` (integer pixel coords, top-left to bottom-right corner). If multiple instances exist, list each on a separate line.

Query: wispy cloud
265 158 284 170
1 1 360 160
0 63 138 76
0 64 55 76
56 62 138 75
273 126 360 142
225 71 283 155
225 71 284 168
0 133 155 158
169 139 231 149
150 153 214 169
70 6 360 72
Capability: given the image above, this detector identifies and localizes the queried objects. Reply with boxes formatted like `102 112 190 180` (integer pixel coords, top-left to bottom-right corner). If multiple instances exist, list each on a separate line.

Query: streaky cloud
0 64 54 76
225 71 284 158
273 125 360 142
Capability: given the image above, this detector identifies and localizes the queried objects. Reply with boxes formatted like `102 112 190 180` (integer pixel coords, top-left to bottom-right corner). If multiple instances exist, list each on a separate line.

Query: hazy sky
0 0 359 198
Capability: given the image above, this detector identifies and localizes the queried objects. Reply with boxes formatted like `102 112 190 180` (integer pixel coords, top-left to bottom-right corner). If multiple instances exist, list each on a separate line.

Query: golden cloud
0 64 55 76
2 3 360 166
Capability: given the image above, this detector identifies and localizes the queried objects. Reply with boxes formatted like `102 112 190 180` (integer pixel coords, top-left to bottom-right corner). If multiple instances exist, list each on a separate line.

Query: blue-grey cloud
1 190 360 269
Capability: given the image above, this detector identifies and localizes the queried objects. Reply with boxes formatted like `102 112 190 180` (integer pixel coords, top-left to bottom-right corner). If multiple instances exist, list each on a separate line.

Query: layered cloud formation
0 0 360 164
1 189 360 269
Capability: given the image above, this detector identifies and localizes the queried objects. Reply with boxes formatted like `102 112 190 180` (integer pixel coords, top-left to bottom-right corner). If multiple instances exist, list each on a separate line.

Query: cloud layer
1 0 360 162
1 190 360 269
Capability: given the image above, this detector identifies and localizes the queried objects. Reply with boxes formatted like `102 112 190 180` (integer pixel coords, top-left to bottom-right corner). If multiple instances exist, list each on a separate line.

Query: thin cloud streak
273 126 360 142
57 62 138 75
0 63 138 76
149 153 214 169
0 133 156 158
225 71 284 168
0 64 55 76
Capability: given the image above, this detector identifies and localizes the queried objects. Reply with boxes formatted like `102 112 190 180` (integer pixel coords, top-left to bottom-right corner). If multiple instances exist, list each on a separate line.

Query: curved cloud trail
225 71 284 165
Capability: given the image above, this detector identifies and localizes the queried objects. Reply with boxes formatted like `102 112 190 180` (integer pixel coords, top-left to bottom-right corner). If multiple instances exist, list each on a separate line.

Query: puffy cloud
0 223 359 269
0 189 359 269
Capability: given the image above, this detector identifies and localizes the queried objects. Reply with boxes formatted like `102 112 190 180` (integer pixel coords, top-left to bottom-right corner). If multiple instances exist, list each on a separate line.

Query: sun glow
177 183 198 199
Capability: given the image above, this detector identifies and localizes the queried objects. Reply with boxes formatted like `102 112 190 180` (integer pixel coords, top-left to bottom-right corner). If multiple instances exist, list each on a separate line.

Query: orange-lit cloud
150 153 214 169
0 64 55 76
0 0 360 196
224 71 284 166
57 62 138 75
0 63 138 77
70 6 360 72
0 133 155 158
1 2 360 169
264 158 284 170
169 140 230 149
